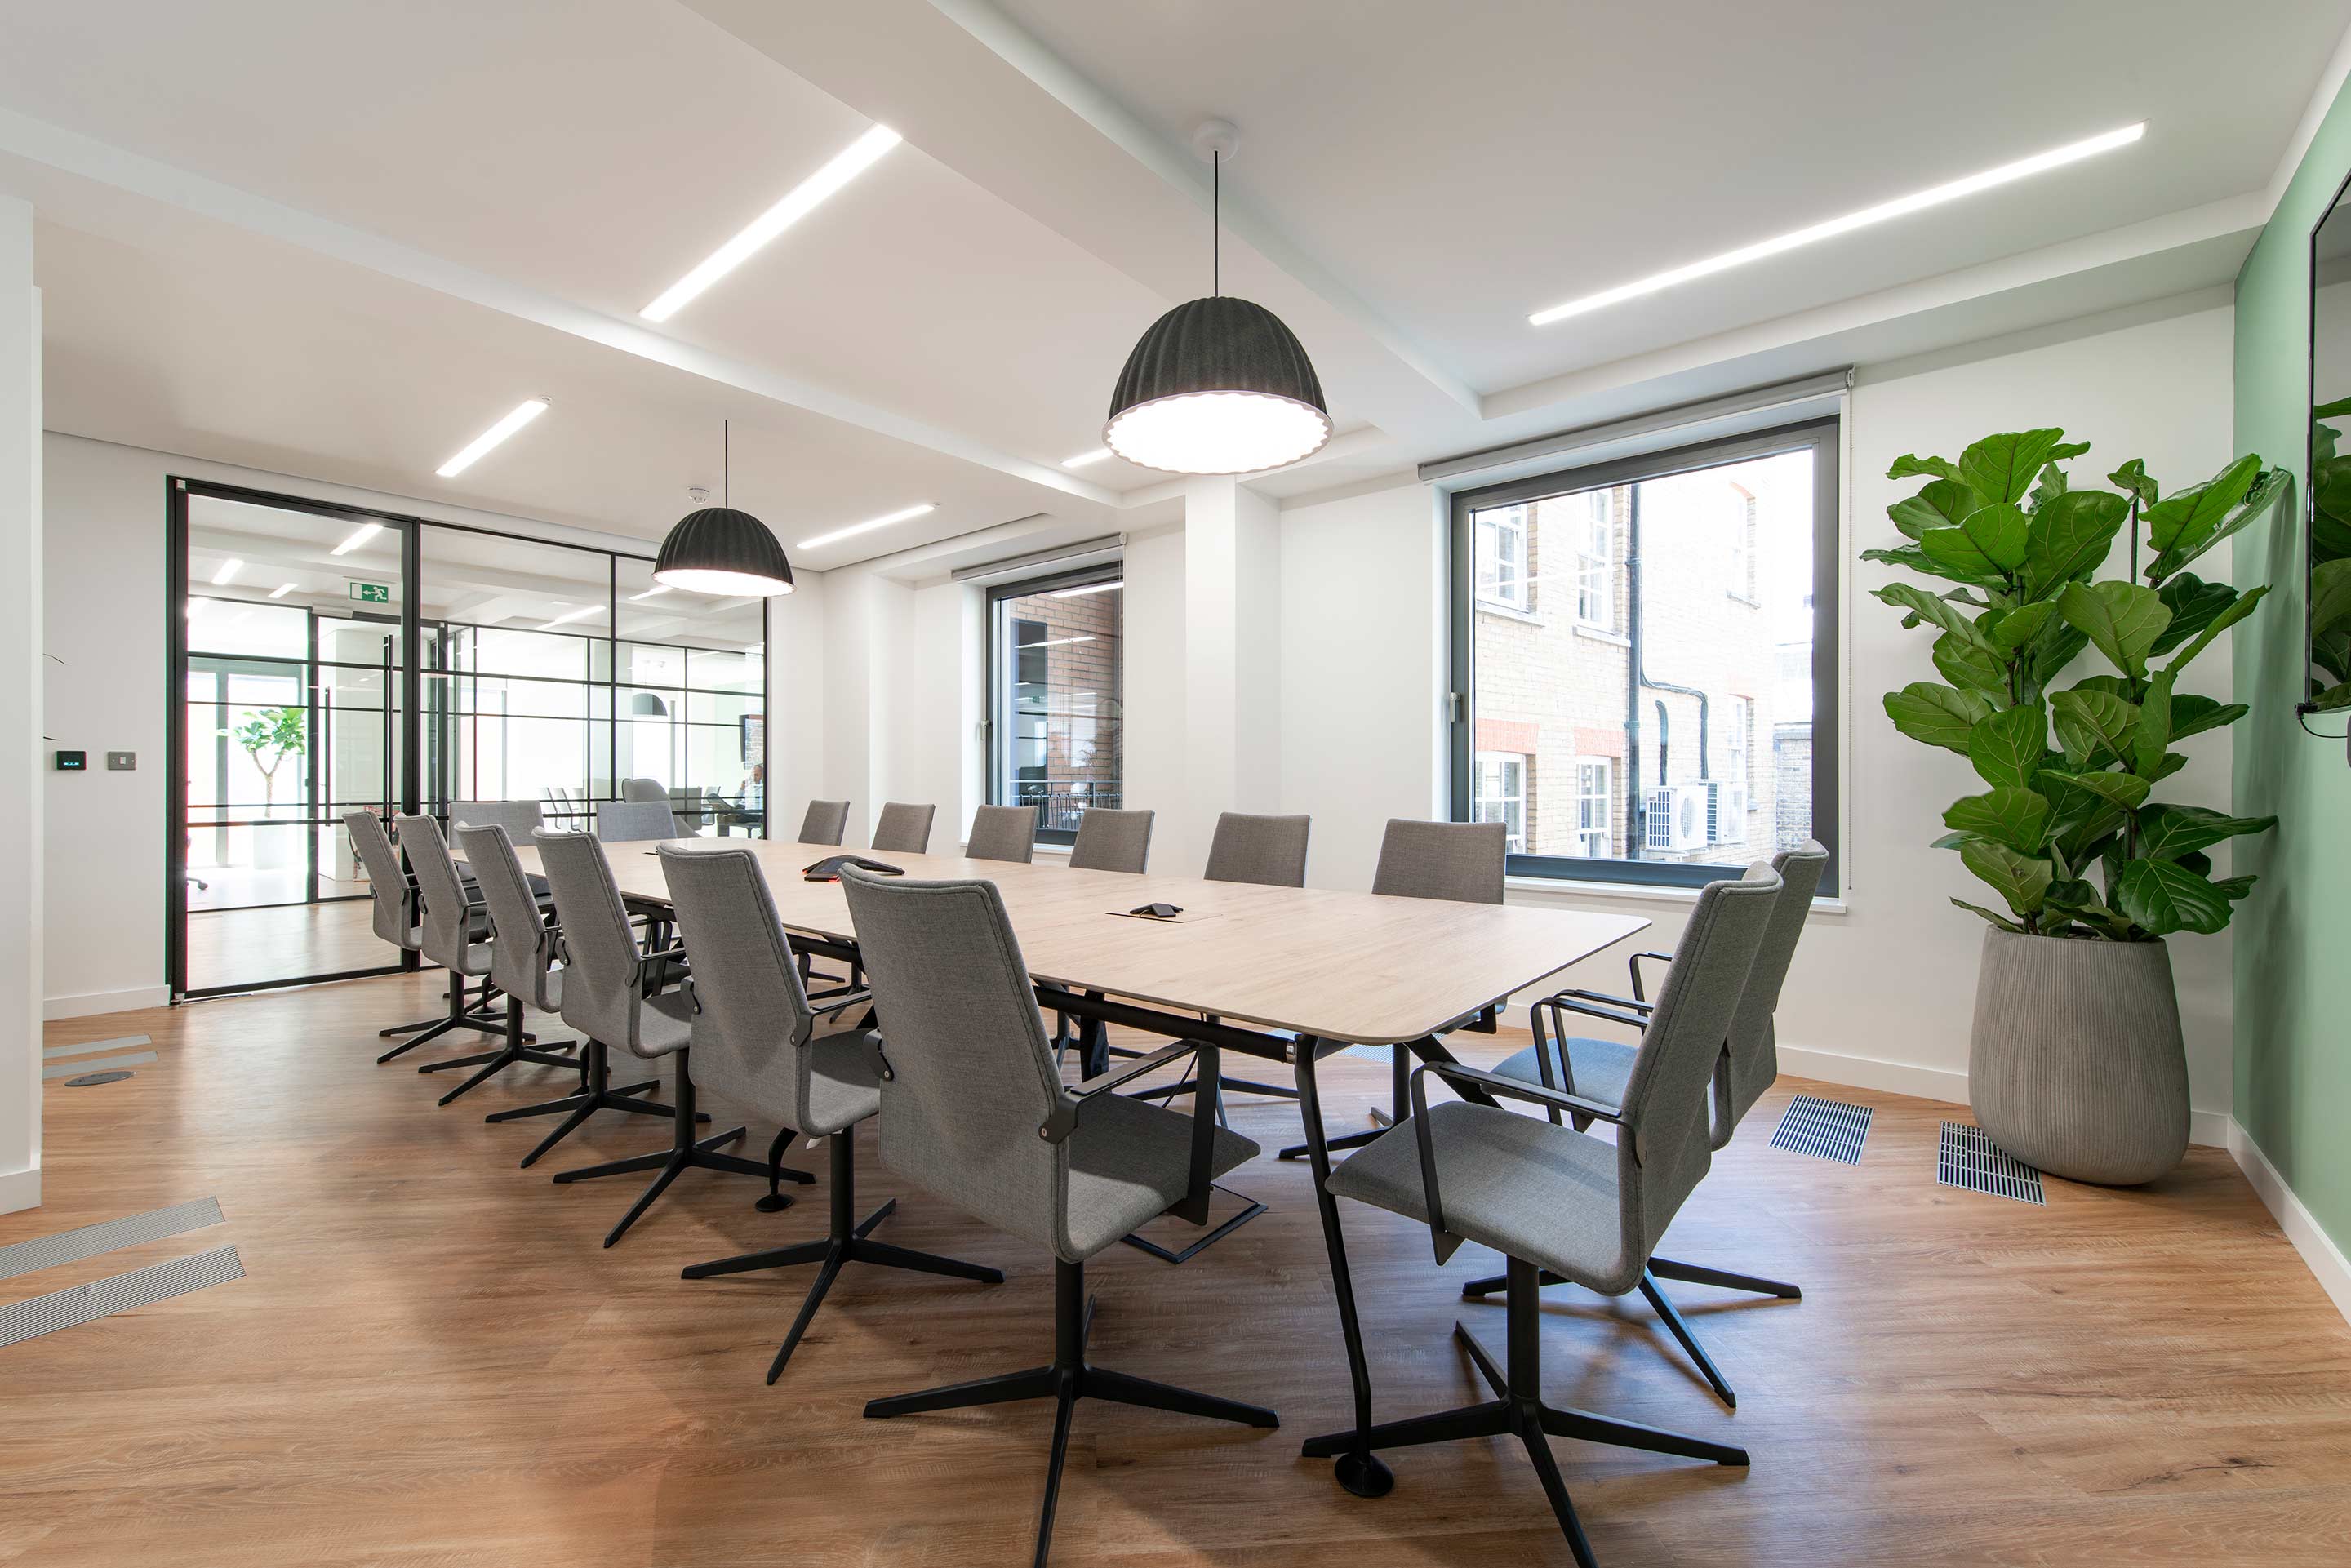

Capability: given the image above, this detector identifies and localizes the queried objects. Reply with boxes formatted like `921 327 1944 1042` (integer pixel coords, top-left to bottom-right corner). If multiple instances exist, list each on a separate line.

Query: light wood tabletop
504 837 1647 1046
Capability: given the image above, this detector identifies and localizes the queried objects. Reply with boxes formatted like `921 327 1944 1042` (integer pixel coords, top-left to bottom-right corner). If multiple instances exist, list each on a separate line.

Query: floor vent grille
0 1246 245 1348
0 1197 225 1283
1770 1095 1872 1165
1937 1122 2047 1205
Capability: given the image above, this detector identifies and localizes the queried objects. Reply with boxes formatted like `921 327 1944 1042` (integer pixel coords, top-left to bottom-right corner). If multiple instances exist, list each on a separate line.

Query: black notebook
803 855 905 882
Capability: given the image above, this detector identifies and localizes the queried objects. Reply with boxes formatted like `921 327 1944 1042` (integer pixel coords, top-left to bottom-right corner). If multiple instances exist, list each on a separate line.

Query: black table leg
1291 1033 1393 1499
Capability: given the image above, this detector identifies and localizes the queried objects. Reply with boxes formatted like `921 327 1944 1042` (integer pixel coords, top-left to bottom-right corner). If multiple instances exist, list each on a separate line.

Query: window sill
1475 600 1542 624
1571 623 1629 647
1504 872 1847 917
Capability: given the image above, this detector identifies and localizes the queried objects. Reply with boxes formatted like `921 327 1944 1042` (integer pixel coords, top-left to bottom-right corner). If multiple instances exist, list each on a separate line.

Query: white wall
39 430 824 1016
2 198 42 1213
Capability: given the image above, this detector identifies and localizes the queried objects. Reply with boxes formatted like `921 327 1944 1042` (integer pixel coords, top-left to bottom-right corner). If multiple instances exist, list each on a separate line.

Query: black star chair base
341 809 510 1060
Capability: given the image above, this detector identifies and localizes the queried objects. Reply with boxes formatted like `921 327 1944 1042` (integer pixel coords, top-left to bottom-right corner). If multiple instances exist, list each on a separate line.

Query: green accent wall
2234 72 2351 1245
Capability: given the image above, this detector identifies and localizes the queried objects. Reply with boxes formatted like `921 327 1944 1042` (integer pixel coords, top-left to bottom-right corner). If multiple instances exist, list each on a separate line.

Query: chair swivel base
864 1257 1277 1568
1301 1259 1745 1567
682 1134 1002 1383
1458 1255 1802 1410
550 1058 814 1248
376 976 516 1063
483 1038 700 1169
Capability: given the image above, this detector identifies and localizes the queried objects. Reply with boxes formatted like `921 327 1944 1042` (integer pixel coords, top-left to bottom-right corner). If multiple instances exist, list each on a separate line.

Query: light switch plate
106 752 136 771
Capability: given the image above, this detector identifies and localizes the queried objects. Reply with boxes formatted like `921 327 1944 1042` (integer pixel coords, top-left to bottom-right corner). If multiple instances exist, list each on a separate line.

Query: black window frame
984 561 1124 848
1447 415 1840 895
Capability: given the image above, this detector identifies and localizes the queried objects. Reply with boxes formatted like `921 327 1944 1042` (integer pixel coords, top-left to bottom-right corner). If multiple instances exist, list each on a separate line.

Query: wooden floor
184 898 384 992
7 975 2350 1566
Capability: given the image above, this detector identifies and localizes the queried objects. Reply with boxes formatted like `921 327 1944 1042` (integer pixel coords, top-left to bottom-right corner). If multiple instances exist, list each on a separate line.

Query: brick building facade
1000 580 1123 831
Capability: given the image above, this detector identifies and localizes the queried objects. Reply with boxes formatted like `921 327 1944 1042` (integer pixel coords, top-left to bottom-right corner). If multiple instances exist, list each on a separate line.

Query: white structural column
0 196 43 1215
1177 478 1282 870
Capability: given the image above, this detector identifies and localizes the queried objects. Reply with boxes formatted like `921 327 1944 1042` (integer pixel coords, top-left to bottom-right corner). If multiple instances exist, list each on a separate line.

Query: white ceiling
2 0 2345 567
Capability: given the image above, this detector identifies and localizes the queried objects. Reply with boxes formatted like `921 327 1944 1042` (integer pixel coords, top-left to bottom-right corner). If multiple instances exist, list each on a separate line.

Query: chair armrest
856 1028 894 1082
1537 994 1651 1033
1405 1060 1629 1267
1629 950 1674 1003
1555 987 1653 1015
1038 1040 1201 1144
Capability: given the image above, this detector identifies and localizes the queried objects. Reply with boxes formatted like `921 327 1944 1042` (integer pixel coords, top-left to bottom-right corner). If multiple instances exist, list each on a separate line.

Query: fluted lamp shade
1104 295 1331 475
653 506 795 597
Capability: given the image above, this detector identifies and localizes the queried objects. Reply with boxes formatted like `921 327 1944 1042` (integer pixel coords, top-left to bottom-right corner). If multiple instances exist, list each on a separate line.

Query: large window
1449 417 1838 891
988 566 1123 846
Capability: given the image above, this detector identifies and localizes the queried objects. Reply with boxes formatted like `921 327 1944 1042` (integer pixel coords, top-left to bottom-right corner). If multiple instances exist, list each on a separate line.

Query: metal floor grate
1938 1122 2047 1204
0 1246 245 1348
0 1197 225 1283
1770 1094 1873 1164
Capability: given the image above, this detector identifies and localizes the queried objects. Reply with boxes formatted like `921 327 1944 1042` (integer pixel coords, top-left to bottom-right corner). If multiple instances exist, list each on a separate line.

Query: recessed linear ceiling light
1017 634 1095 650
640 124 903 323
1527 121 2148 327
436 398 549 478
330 522 383 557
1062 447 1115 469
540 605 604 630
1050 580 1122 598
797 503 937 552
629 584 674 601
210 557 242 586
269 583 296 600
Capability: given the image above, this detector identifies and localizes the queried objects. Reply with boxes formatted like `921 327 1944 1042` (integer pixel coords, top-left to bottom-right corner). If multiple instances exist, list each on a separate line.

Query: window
989 566 1123 846
1448 416 1838 891
1473 752 1527 852
1473 504 1530 611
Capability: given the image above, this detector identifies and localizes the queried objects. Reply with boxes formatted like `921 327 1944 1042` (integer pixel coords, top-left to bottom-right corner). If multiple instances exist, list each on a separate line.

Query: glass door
171 482 415 997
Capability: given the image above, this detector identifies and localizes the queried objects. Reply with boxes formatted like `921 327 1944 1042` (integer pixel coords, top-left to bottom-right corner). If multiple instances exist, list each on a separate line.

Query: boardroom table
502 833 1648 1495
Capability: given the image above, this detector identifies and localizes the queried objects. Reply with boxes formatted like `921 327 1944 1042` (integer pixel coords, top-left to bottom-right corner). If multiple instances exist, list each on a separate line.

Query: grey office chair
1278 819 1507 1161
1461 840 1831 1408
620 776 666 802
658 846 1002 1383
531 830 811 1246
797 798 851 846
964 803 1037 863
841 868 1276 1564
1300 864 1781 1557
456 823 682 1165
450 799 543 839
870 801 936 855
1068 806 1153 873
595 798 677 842
397 813 572 1100
346 810 506 1063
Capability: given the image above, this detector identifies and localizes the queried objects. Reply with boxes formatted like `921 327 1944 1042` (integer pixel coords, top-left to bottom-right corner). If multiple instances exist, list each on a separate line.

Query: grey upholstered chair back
595 798 678 842
450 799 543 840
344 810 413 948
871 801 936 855
394 813 482 975
531 830 645 1051
1203 812 1311 887
655 845 822 1129
453 823 558 1011
1069 806 1153 873
1718 840 1829 1135
798 798 851 846
620 776 667 802
965 803 1037 864
1371 818 1506 904
838 868 1065 1250
1608 863 1780 1277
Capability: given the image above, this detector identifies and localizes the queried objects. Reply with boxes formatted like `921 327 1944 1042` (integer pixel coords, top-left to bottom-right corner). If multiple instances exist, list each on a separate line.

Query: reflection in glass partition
2310 175 2351 710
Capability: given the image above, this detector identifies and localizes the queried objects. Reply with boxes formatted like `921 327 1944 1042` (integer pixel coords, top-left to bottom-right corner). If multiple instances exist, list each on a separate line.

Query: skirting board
1775 1042 2229 1149
44 985 170 1021
0 1162 40 1217
2229 1120 2351 1329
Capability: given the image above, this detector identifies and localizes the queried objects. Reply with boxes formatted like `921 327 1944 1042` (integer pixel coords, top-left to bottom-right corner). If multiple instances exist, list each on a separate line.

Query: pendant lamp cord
1212 152 1220 297
722 420 730 508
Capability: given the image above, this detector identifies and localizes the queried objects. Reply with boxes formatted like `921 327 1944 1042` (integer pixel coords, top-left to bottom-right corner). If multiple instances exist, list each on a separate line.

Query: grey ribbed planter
1968 930 2189 1186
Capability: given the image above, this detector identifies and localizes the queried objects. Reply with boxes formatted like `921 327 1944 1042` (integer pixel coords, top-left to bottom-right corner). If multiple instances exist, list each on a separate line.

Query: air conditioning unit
1707 778 1748 844
1644 784 1711 853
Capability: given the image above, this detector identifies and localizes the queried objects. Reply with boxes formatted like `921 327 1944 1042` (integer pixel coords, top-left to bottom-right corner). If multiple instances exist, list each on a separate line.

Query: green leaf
2147 463 2288 582
2036 768 2151 811
2136 805 2280 861
1963 503 2030 571
2151 575 2238 656
2023 489 2126 593
2058 580 2171 679
1920 523 2014 584
1860 543 1934 574
2211 874 2257 903
1884 683 1992 753
2143 454 2260 556
2045 877 2133 937
2135 669 2174 778
1887 479 1980 540
2049 687 2140 766
2115 859 2233 935
2313 557 2351 638
2029 621 2091 688
2149 751 2189 783
1889 453 1962 484
1873 582 1984 642
1980 601 2056 651
1961 839 2055 917
2161 583 2267 675
1961 429 2070 505
1934 630 2008 695
1967 703 2048 790
2029 461 2069 509
1943 788 2053 853
2107 458 2158 509
2165 695 2247 742
1950 897 2026 934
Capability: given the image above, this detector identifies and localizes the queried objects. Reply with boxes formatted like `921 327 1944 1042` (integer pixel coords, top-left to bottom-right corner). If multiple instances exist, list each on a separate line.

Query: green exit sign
349 581 391 604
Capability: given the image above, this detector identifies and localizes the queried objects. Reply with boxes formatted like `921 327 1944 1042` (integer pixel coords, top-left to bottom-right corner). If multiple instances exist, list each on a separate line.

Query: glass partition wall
171 479 770 999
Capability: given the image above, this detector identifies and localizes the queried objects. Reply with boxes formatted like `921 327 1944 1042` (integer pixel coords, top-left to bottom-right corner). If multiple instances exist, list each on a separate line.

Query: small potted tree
1867 431 2284 1184
233 705 308 869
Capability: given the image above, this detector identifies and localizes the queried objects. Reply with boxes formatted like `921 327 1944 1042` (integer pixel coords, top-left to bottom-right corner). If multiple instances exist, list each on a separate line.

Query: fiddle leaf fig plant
1864 429 2287 939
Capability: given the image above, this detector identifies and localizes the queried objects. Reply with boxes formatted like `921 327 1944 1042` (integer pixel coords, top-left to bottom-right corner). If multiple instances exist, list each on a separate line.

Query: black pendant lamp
1104 121 1330 476
654 420 795 596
